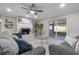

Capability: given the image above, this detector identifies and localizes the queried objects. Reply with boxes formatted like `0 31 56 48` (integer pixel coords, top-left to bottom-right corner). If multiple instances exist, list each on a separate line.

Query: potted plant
33 22 43 37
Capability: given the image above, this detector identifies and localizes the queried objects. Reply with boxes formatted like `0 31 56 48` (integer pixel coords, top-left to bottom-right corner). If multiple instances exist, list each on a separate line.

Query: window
54 25 66 32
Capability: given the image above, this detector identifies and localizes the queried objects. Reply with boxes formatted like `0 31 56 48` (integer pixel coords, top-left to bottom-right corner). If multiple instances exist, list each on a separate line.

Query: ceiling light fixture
30 10 35 14
6 8 12 12
26 11 37 18
60 3 66 8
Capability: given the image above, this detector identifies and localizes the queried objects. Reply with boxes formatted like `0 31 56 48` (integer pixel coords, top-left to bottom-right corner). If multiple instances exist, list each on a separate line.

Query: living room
0 3 79 55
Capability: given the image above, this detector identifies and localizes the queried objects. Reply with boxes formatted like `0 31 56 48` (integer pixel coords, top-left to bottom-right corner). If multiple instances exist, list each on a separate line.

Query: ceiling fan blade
35 10 43 12
21 7 30 10
32 4 35 8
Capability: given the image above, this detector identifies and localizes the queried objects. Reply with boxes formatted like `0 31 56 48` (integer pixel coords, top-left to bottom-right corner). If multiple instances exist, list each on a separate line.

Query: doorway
49 19 66 45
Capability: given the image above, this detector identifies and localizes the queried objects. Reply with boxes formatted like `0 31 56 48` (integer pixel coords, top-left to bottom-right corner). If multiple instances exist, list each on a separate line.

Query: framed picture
5 22 13 28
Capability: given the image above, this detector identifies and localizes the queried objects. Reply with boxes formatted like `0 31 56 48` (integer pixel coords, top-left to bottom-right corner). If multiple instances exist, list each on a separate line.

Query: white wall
40 20 49 39
67 12 79 35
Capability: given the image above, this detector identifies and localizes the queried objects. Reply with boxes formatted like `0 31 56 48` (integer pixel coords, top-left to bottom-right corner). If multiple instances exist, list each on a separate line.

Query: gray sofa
49 35 79 55
49 41 76 55
21 47 46 55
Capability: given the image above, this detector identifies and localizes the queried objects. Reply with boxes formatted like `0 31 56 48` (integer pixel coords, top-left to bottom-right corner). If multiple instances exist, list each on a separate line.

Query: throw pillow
65 35 78 48
0 39 19 55
0 31 12 40
12 35 19 40
15 39 33 54
0 31 19 55
13 33 22 39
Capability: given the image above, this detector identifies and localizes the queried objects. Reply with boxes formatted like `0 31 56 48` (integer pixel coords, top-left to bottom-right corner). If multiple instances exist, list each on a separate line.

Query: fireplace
21 28 30 35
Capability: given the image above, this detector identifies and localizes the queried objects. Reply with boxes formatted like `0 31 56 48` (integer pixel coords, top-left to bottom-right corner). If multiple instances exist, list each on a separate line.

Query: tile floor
49 36 65 45
22 33 66 55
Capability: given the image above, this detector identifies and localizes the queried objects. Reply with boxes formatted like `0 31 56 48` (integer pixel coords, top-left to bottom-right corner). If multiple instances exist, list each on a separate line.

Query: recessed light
6 8 12 12
26 15 29 17
0 19 2 22
60 3 66 8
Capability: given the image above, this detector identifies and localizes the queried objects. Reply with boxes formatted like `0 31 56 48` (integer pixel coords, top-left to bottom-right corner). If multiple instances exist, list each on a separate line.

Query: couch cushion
0 31 19 55
65 35 78 48
0 39 18 55
59 42 75 52
49 44 75 55
0 31 12 40
21 47 46 55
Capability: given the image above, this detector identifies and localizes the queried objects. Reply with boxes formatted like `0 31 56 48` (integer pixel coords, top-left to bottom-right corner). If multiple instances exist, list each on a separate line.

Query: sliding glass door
49 19 66 39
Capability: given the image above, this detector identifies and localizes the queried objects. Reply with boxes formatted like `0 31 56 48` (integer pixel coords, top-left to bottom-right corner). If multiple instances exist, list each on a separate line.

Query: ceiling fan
21 3 43 15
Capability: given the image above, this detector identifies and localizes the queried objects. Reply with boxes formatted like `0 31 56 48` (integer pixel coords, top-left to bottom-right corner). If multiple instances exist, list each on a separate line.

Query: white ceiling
0 3 79 20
